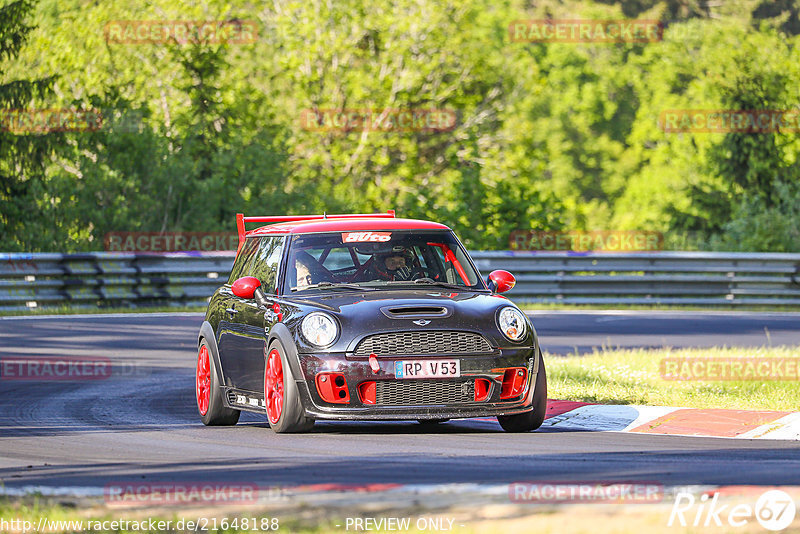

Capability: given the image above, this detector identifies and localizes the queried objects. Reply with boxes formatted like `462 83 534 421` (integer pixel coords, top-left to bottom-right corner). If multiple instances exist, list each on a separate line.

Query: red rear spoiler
236 210 396 252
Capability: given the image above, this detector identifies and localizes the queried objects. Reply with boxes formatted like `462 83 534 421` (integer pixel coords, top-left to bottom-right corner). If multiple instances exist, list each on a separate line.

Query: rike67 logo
669 489 797 531
342 232 392 243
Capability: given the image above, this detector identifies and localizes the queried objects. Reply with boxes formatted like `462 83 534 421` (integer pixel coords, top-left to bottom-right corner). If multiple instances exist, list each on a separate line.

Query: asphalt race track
529 310 800 355
1 312 799 493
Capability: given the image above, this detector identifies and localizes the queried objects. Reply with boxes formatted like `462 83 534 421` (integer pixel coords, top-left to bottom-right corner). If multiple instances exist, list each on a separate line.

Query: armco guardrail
1 251 800 311
471 251 800 306
0 252 236 312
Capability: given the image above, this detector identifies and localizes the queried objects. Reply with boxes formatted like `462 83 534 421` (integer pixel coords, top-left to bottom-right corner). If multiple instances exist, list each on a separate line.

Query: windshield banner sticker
342 232 392 243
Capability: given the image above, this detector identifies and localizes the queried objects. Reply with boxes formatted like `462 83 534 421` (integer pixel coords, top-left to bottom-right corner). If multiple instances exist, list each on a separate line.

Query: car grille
354 331 492 356
375 379 475 406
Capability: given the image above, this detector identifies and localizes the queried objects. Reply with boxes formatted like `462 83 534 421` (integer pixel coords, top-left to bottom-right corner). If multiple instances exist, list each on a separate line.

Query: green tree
0 0 60 251
6 0 800 252
39 15 292 250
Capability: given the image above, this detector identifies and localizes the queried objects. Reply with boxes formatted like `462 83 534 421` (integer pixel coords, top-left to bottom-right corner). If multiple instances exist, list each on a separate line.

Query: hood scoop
380 305 452 319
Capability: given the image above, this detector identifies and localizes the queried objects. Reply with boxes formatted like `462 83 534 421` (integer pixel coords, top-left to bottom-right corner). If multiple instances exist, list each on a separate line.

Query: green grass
547 345 800 411
0 497 492 534
0 496 317 533
0 496 87 532
2 494 786 534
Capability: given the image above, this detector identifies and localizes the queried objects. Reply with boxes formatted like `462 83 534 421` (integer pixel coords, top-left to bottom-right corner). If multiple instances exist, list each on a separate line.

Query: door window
248 236 285 294
227 238 260 284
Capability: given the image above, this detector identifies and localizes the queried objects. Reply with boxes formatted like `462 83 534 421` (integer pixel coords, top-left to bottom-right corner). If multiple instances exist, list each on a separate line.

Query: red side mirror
488 270 516 293
231 276 261 299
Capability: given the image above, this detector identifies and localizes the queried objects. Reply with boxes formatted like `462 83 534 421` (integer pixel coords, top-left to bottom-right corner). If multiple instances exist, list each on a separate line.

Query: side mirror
487 270 516 294
231 276 271 307
231 276 261 299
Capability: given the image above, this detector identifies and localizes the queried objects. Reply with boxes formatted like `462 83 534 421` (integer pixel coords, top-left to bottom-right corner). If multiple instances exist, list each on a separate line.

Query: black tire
197 339 240 426
264 341 315 433
497 350 547 432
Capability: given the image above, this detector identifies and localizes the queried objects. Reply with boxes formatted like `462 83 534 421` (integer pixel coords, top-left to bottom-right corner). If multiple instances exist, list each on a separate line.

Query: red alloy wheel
265 348 284 424
196 345 210 416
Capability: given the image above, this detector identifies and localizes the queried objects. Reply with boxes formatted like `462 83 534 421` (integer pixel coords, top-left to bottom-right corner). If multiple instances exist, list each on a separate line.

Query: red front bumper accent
500 368 528 399
315 372 351 404
358 381 377 404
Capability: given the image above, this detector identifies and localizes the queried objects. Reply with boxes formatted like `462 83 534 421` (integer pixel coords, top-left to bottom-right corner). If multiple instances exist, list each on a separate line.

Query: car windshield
285 230 484 293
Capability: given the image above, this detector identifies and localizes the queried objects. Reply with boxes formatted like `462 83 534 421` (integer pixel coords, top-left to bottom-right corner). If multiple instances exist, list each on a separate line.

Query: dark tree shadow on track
2 446 800 490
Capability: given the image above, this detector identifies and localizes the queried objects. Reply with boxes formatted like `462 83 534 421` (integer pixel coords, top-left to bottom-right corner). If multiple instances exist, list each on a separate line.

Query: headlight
498 307 526 341
301 312 338 347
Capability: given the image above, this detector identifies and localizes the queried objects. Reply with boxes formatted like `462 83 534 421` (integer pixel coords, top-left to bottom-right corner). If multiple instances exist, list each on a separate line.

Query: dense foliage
1 0 799 251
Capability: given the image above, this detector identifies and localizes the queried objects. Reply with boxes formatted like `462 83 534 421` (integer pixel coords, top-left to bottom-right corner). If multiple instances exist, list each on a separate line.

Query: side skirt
224 387 266 414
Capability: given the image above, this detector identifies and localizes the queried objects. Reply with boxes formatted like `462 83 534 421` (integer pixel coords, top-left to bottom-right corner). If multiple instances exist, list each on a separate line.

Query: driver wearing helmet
371 246 415 281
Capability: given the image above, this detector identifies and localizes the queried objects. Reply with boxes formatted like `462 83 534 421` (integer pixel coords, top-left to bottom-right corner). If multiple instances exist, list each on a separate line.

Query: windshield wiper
411 278 468 290
292 281 376 292
380 278 468 290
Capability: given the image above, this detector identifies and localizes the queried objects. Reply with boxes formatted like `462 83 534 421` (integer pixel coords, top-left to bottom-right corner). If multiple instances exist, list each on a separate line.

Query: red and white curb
540 400 800 440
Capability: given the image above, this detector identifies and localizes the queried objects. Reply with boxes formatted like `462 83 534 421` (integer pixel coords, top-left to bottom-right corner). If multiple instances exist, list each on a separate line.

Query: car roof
247 217 451 236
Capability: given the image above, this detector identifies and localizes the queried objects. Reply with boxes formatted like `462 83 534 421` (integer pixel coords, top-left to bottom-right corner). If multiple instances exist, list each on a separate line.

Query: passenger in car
292 250 331 288
296 258 313 288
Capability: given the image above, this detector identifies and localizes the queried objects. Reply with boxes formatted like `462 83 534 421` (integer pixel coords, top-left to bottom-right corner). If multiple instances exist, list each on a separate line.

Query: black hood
283 288 530 352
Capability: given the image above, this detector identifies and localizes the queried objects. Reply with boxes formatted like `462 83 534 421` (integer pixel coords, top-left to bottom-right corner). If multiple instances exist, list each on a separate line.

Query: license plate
394 359 460 379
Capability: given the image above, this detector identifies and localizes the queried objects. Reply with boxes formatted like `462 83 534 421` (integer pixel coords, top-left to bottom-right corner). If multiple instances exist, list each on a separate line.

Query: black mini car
196 211 547 432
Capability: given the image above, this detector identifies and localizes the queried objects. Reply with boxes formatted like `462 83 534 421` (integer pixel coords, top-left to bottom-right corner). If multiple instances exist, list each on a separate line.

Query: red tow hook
368 353 381 374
